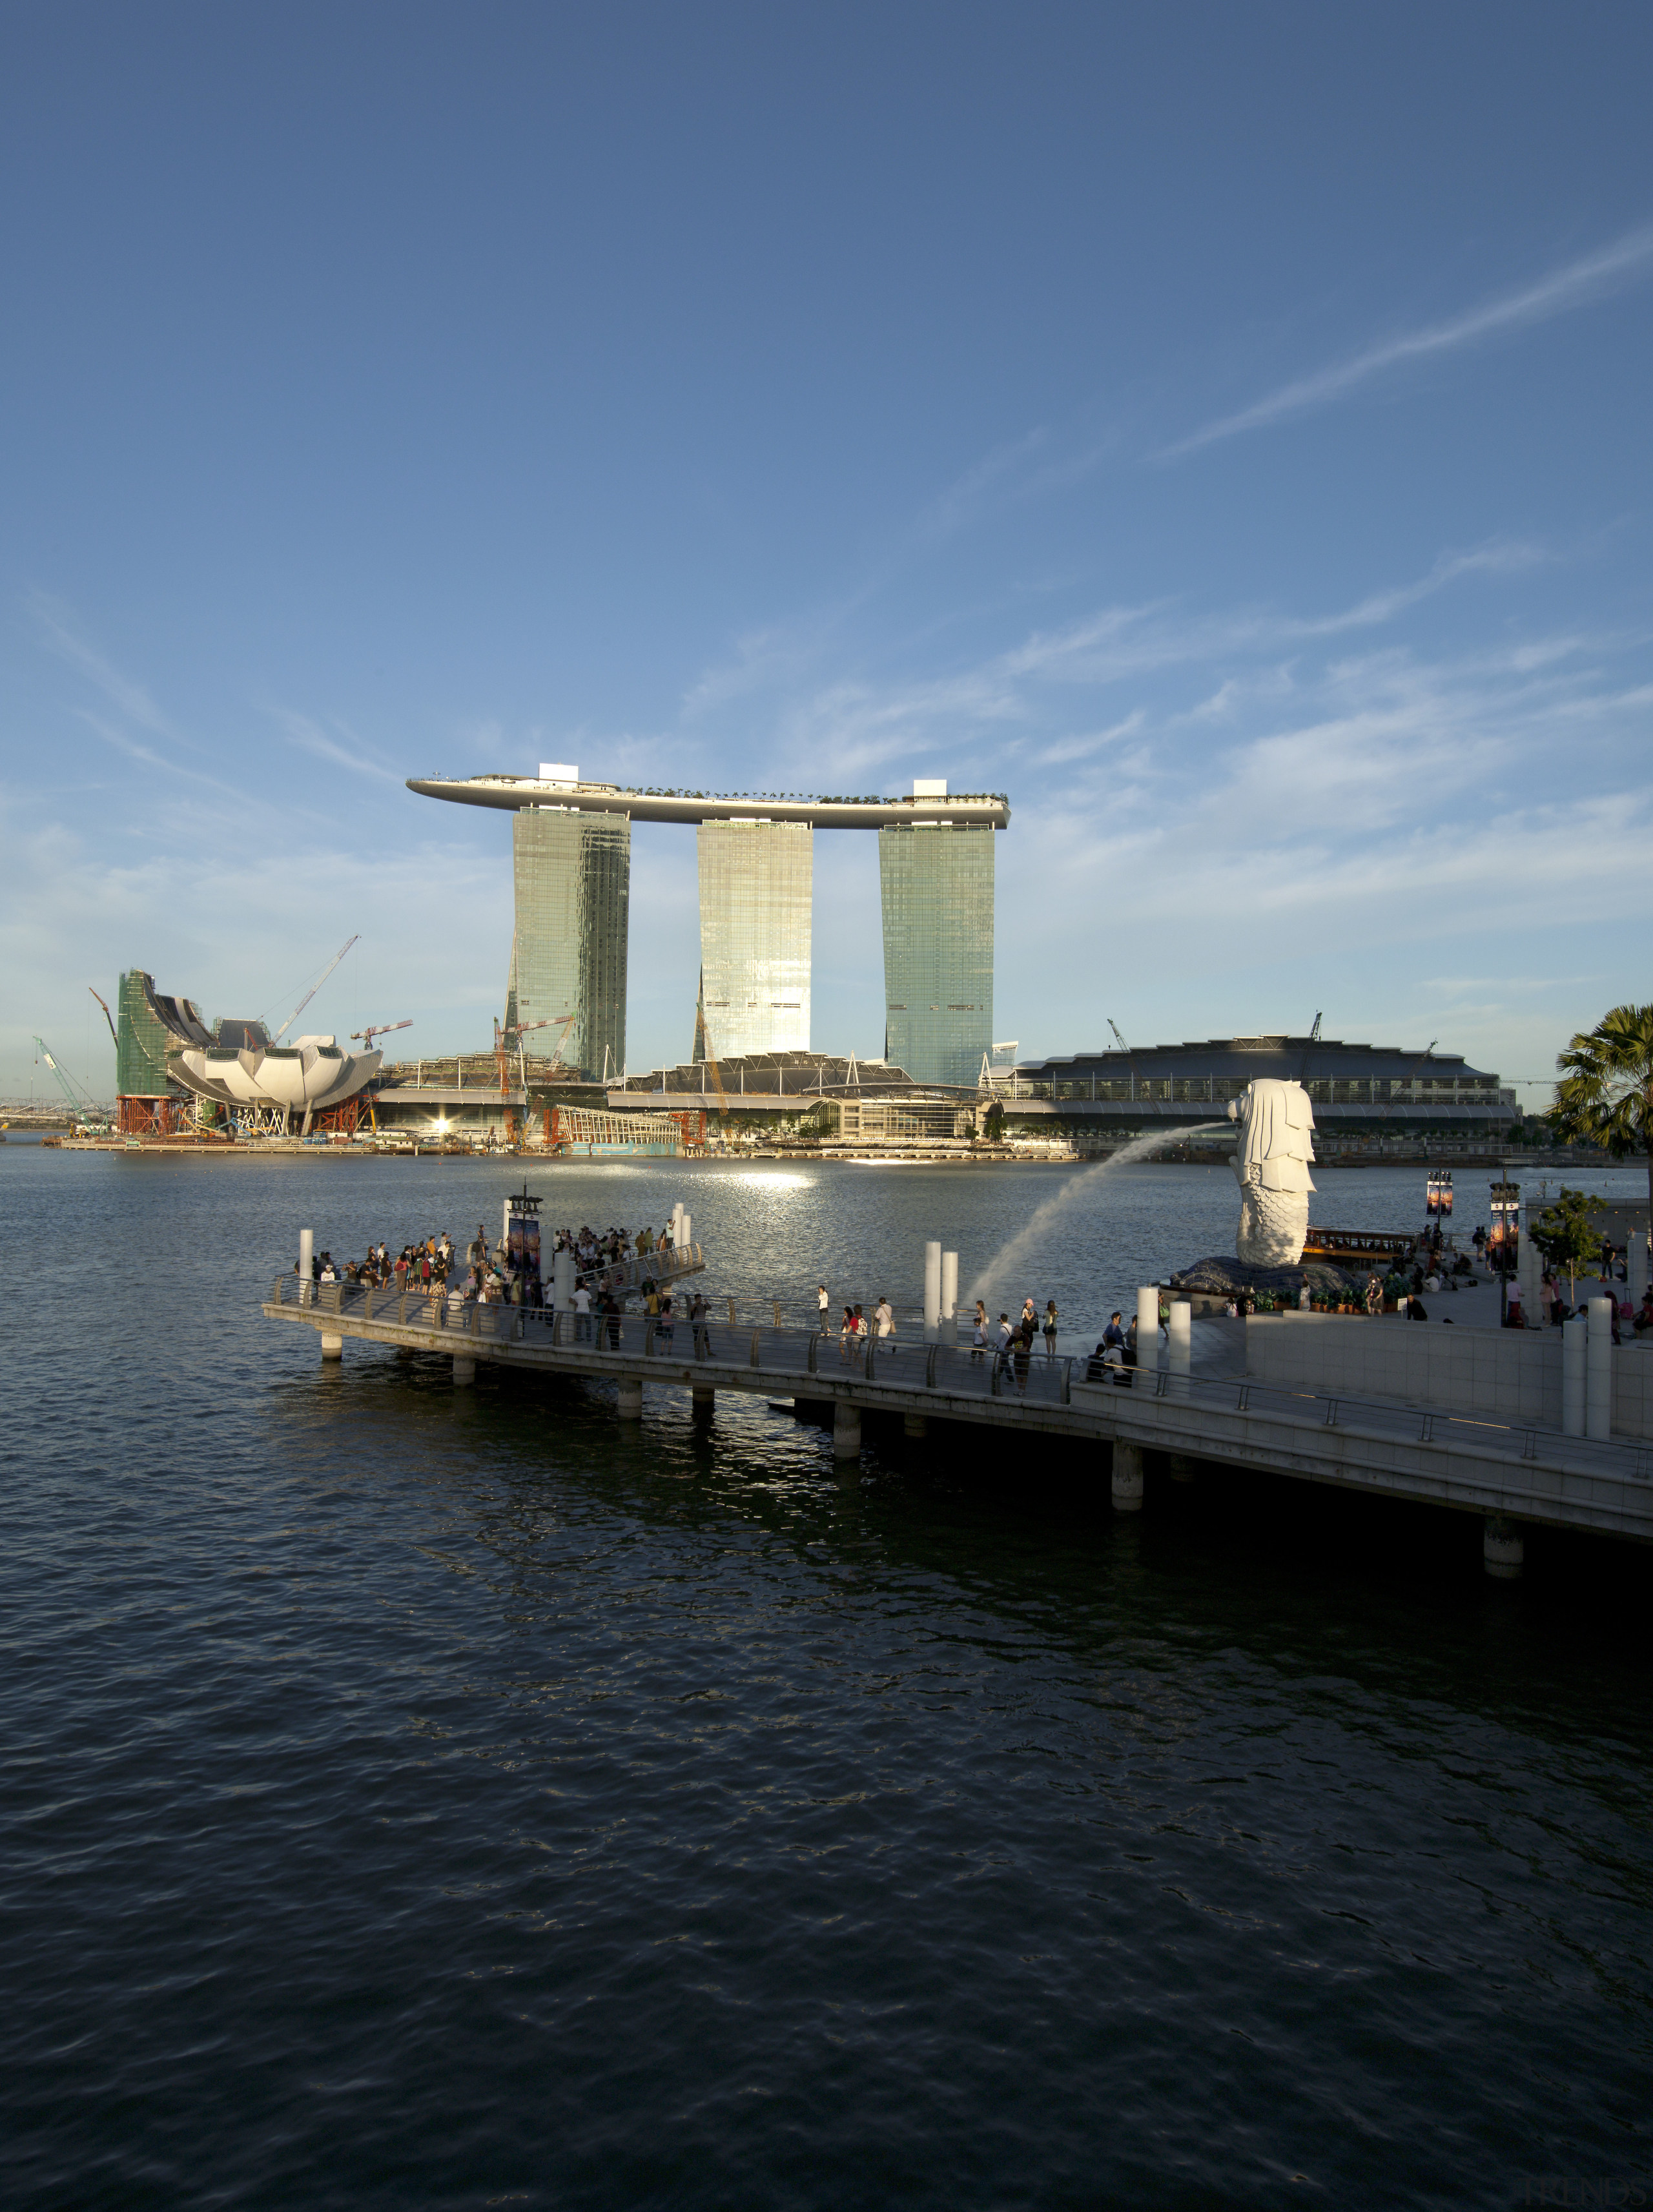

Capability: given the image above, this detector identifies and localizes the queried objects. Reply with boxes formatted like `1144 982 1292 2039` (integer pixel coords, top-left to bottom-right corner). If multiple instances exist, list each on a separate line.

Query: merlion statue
1227 1080 1317 1266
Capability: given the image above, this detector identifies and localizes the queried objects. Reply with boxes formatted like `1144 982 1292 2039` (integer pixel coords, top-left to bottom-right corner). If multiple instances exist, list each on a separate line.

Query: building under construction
367 1052 705 1153
114 969 382 1138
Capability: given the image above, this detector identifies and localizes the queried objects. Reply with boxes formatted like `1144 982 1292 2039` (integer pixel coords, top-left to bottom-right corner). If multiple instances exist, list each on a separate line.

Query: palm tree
1550 1004 1653 1227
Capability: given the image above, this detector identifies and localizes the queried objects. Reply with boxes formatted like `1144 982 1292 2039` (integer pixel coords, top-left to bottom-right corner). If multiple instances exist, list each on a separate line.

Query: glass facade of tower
511 808 630 1080
878 823 994 1086
695 820 811 1059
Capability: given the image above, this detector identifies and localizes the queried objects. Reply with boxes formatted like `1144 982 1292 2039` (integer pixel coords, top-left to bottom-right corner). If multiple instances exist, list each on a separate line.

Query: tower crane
351 1020 413 1051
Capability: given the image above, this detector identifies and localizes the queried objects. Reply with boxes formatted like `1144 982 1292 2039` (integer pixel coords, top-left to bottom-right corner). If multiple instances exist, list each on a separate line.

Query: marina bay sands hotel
407 767 1010 1087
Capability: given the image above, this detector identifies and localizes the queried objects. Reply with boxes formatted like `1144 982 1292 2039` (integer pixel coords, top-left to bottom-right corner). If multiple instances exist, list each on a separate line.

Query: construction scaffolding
546 1105 704 1155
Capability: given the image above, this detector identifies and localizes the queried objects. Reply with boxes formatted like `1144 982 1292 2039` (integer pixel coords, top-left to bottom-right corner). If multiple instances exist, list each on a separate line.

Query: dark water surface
3 1150 1650 2209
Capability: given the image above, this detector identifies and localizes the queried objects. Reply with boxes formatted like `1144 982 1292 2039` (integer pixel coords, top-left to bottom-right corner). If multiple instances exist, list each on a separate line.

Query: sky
2 2 1650 1106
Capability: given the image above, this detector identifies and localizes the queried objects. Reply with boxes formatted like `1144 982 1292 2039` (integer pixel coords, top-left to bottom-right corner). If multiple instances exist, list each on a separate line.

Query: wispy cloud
1159 222 1653 459
267 705 403 785
29 592 198 752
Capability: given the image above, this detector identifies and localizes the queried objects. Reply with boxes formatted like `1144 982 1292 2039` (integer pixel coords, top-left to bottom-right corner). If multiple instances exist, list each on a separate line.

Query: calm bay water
3 1146 1650 2209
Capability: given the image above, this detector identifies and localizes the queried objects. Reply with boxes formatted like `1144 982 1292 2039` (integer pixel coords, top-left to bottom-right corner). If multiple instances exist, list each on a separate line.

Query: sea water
3 1144 1650 2210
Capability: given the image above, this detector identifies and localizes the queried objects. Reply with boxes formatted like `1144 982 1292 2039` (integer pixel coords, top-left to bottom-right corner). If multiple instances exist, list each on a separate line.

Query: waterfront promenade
264 1274 1653 1568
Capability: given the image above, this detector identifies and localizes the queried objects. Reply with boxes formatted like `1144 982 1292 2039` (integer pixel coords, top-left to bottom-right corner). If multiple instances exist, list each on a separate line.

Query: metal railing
1094 1361 1653 1483
267 1272 1653 1484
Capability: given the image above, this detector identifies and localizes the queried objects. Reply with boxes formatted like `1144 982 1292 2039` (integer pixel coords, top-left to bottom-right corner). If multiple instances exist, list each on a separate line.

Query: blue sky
3 3 1649 1104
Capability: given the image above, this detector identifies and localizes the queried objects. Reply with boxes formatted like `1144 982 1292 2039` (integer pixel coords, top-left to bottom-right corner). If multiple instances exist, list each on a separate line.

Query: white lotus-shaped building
170 1034 382 1132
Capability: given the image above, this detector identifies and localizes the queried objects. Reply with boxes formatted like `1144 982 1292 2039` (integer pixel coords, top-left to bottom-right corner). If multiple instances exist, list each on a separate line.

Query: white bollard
1629 1232 1650 1305
923 1241 942 1341
1586 1296 1614 1441
941 1251 959 1344
553 1248 577 1319
1561 1313 1587 1438
299 1227 313 1304
1167 1299 1191 1383
1137 1287 1161 1377
680 1210 691 1254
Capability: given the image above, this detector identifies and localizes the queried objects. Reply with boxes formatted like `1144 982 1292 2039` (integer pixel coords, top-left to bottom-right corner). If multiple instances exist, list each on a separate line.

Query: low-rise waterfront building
998 1035 1516 1142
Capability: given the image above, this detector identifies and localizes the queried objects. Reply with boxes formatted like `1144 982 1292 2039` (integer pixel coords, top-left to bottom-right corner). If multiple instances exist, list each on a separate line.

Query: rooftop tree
1550 1004 1653 1226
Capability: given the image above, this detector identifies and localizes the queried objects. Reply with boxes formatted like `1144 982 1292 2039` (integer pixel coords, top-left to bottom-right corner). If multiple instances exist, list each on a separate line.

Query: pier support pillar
616 1379 642 1420
1165 1452 1195 1483
299 1227 313 1304
320 1331 342 1362
692 1385 715 1416
903 1412 929 1440
451 1356 475 1387
1483 1513 1523 1580
833 1402 862 1459
1111 1439 1144 1513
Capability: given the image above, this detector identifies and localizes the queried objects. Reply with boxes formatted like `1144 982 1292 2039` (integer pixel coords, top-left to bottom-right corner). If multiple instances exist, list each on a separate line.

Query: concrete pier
452 1356 476 1386
692 1385 715 1416
903 1412 929 1439
1483 1513 1523 1580
264 1276 1653 1560
1165 1452 1195 1483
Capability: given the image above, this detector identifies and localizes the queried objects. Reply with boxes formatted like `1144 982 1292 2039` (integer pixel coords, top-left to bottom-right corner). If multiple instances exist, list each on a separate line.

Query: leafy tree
1550 1003 1653 1224
981 1101 1005 1142
1527 1186 1605 1299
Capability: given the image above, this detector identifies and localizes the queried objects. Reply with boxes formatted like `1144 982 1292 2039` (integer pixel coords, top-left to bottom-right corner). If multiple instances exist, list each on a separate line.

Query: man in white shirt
573 1283 591 1342
874 1296 894 1339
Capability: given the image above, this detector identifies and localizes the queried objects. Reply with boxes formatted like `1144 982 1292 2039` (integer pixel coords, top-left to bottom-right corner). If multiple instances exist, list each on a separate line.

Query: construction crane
271 935 360 1044
696 1019 730 1118
351 1019 413 1051
495 1013 571 1094
1297 1011 1323 1087
1107 1019 1131 1053
88 987 118 1048
538 1013 579 1086
34 1036 107 1130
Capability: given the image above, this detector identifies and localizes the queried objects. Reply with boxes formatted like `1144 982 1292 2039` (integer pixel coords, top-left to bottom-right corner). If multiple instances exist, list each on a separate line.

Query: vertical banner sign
503 1186 542 1282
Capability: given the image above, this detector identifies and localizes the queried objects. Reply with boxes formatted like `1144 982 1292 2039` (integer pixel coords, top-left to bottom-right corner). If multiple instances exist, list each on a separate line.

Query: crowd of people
296 1218 710 1350
809 1286 1062 1394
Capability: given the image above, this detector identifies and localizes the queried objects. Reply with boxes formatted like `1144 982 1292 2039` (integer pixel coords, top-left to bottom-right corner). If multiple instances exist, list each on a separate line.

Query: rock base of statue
1169 1256 1363 1301
1237 1186 1309 1268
